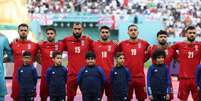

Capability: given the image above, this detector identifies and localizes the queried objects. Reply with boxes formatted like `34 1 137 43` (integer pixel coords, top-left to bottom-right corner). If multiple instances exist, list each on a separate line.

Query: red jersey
39 41 64 76
62 35 93 75
118 39 149 78
148 45 174 68
171 42 201 78
11 40 39 76
92 40 118 79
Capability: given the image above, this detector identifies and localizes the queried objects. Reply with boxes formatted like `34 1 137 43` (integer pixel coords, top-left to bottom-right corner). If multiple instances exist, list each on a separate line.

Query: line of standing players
2 22 201 101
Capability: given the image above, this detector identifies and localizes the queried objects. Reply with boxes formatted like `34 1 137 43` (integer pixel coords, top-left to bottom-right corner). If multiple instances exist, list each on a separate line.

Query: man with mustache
171 26 201 101
118 24 150 101
10 23 39 101
148 30 174 100
38 27 64 101
62 22 93 101
92 26 118 101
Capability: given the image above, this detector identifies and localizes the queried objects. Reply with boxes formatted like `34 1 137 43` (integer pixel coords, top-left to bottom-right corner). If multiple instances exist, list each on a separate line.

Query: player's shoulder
63 35 74 41
119 39 129 44
138 39 149 45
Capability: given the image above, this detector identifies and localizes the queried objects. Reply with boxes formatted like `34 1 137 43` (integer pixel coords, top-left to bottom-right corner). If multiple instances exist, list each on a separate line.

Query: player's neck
19 38 27 41
158 44 168 49
129 38 138 42
100 39 110 43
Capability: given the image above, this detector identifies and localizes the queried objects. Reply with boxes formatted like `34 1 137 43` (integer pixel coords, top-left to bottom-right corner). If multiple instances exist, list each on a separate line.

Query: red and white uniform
10 40 38 100
171 41 201 101
92 40 118 97
38 41 64 98
118 39 149 100
62 35 93 98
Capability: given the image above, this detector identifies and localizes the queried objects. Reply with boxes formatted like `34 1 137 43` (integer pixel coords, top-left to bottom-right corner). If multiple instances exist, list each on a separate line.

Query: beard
48 38 55 42
187 37 195 42
130 36 137 40
159 41 167 45
73 32 82 39
20 35 27 40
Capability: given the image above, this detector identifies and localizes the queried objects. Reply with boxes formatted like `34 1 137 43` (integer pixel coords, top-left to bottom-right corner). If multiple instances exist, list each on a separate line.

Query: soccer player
148 30 174 100
118 24 150 101
46 51 67 101
147 49 171 101
18 51 38 101
38 27 64 101
77 51 105 101
92 26 118 101
171 26 201 101
62 22 93 101
110 52 131 101
0 34 12 101
10 23 39 101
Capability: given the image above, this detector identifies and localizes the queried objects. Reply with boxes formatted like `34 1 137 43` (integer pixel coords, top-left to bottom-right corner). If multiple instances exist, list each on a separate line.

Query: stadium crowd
28 0 201 37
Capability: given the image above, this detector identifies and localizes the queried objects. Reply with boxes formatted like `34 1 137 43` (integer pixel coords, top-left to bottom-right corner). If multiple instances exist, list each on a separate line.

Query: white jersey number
131 49 137 56
101 51 107 58
188 51 194 59
75 47 81 53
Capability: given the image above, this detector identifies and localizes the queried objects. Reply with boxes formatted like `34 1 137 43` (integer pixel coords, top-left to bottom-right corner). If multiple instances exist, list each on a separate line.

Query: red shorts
128 77 147 101
178 78 199 101
11 76 20 100
100 80 112 98
67 75 78 97
40 76 48 98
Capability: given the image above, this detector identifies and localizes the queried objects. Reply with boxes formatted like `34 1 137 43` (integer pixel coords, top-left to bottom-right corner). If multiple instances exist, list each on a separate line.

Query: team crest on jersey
28 44 31 49
195 45 198 51
55 44 59 50
52 72 55 74
85 70 88 73
154 69 158 72
165 50 168 55
108 45 111 51
138 42 141 48
81 40 85 46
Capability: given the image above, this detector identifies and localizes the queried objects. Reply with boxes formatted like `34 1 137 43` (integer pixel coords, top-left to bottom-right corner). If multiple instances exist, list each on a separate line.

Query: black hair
46 27 56 34
85 51 96 59
157 30 168 37
22 51 31 57
18 23 28 30
115 52 123 59
100 26 110 31
128 24 138 30
152 49 166 60
185 26 196 32
52 51 62 58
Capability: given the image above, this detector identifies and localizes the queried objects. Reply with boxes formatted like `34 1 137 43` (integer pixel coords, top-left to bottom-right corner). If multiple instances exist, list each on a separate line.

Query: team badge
195 45 198 51
108 45 111 51
81 40 85 46
154 69 158 72
138 42 141 48
28 44 31 49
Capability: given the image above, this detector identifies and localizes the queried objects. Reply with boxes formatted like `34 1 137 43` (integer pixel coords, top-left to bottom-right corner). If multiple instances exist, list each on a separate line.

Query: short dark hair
73 22 82 26
52 51 62 58
100 26 110 31
157 30 168 37
152 49 166 60
18 23 28 30
128 24 138 30
85 51 96 59
115 52 123 59
185 26 196 32
22 51 31 57
46 27 56 34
